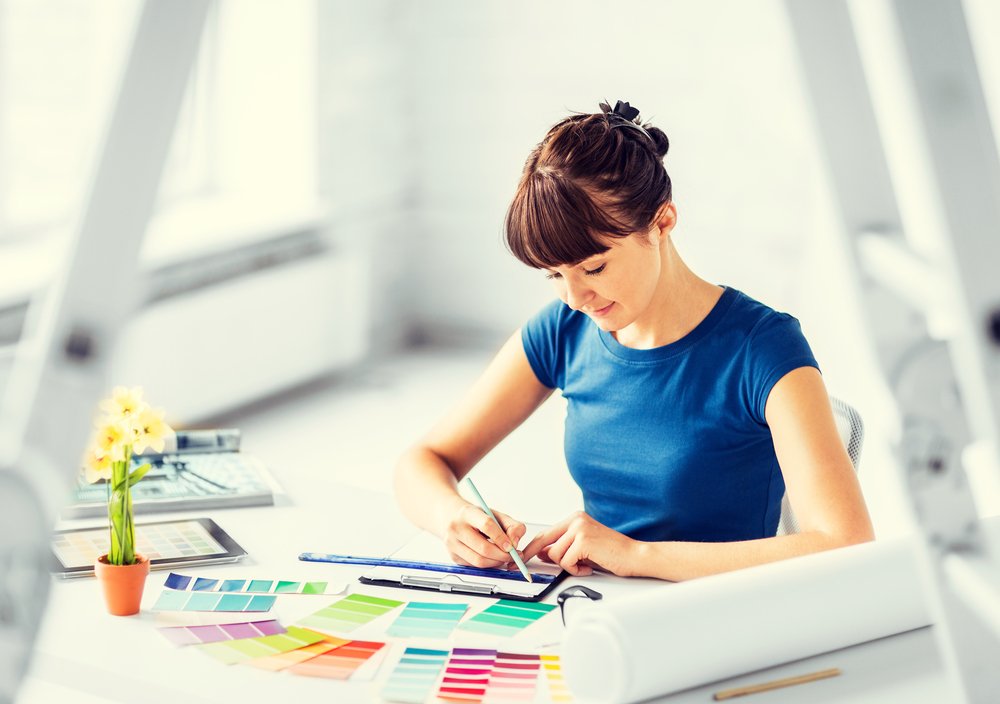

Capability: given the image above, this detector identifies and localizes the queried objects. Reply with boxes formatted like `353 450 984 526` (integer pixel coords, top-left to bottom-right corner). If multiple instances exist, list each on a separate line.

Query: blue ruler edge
297 552 557 583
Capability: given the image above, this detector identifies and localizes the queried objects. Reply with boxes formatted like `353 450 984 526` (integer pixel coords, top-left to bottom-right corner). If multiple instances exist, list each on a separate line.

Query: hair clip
599 99 656 147
599 100 641 123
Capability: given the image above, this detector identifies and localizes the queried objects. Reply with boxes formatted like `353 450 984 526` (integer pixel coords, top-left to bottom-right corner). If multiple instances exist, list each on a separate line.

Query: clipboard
306 528 568 602
358 563 568 602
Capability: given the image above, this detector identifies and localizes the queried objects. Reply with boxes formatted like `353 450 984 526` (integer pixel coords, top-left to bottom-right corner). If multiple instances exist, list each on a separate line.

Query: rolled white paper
562 538 931 703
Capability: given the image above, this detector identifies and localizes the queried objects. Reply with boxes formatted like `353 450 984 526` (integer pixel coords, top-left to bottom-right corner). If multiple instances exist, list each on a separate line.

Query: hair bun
599 99 670 159
645 125 670 159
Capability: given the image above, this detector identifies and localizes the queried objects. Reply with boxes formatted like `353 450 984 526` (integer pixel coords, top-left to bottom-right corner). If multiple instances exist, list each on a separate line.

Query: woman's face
544 212 671 333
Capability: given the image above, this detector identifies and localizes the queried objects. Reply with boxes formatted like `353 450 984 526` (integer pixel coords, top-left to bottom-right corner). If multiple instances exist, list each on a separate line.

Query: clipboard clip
401 574 496 594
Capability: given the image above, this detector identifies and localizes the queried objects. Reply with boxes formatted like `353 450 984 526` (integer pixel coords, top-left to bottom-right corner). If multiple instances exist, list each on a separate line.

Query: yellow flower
132 406 173 454
83 450 112 483
100 386 146 421
94 420 128 462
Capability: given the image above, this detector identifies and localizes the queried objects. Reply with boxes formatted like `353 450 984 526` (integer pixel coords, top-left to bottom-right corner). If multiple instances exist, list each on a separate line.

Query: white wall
317 0 418 351
404 0 820 339
313 0 954 536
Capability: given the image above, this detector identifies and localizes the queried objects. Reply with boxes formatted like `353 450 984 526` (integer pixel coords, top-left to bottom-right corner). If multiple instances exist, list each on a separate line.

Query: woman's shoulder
722 287 803 336
720 288 816 379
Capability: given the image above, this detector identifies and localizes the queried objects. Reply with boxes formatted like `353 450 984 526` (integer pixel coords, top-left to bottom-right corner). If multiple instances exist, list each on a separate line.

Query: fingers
464 505 514 552
443 504 523 569
520 534 550 563
544 531 575 573
446 526 510 569
521 515 574 562
447 539 508 569
546 531 592 576
457 522 511 564
493 510 527 548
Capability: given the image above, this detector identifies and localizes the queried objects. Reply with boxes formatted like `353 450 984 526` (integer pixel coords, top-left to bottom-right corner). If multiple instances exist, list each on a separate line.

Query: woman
393 100 874 581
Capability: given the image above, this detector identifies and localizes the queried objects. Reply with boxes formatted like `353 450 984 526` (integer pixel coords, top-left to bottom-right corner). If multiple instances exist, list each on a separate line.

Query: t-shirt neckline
597 285 737 362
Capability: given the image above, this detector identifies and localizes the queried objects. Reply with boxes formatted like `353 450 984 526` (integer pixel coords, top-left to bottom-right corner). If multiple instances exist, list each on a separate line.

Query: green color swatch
387 602 468 639
457 599 556 637
298 592 404 634
198 626 326 665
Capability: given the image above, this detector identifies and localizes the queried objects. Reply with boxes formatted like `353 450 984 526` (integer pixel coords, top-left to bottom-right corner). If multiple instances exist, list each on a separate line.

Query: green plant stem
107 446 136 566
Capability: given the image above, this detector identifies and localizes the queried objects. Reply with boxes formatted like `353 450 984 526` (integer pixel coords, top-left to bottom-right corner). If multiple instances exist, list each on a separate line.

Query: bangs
504 171 633 270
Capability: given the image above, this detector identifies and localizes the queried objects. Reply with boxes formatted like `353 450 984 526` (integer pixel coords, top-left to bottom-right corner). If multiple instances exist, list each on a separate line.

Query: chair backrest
775 396 864 535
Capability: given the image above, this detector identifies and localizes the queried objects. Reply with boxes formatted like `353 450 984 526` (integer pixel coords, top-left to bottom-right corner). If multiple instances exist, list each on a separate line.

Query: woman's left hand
520 511 640 577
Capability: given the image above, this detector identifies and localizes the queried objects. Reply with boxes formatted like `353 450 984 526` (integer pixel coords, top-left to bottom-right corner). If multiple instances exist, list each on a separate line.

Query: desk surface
19 483 955 704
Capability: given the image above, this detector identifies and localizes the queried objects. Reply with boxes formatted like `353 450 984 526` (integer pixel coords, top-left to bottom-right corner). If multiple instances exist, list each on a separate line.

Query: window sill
0 195 329 310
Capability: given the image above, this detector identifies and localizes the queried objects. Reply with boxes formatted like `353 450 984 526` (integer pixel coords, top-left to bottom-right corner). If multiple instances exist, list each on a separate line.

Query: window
0 0 216 244
0 1 319 315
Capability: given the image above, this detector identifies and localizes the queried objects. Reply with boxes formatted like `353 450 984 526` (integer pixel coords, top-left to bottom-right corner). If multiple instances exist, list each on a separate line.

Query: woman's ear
654 202 677 241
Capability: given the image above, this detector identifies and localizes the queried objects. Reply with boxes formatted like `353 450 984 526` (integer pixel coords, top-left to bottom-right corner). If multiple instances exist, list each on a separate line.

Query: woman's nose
563 278 594 311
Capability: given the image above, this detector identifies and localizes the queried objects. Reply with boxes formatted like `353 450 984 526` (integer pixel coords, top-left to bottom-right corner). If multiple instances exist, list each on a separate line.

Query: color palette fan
387 601 468 639
198 626 327 665
286 640 385 679
152 590 276 612
381 647 450 703
436 647 496 702
457 600 556 637
433 649 563 703
164 572 336 595
298 592 403 634
245 634 351 672
540 654 572 702
158 619 285 646
483 652 542 702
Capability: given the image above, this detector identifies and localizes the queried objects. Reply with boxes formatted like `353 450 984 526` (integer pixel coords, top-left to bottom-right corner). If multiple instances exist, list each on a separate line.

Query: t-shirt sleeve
521 299 567 389
746 312 820 425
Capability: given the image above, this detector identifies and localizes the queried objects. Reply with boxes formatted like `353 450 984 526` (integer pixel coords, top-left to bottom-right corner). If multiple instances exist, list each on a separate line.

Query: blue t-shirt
521 286 819 543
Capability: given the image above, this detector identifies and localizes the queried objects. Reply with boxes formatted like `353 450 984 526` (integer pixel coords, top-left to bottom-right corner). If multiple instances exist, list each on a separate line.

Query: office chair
776 396 864 536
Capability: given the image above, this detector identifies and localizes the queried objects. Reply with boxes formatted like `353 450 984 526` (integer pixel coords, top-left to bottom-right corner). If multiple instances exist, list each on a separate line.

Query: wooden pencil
712 667 842 700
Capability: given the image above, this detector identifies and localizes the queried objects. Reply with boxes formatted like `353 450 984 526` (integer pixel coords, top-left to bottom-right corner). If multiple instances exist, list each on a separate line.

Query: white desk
19 483 953 703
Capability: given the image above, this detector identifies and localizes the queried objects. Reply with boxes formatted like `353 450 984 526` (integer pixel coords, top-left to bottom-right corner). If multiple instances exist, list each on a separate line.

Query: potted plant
82 386 173 615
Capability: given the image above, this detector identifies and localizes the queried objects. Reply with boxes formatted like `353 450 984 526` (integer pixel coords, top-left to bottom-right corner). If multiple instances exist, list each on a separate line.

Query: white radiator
110 249 368 424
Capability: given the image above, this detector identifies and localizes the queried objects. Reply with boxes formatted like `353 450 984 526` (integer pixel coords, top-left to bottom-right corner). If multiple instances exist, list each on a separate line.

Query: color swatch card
381 647 450 703
152 590 276 613
287 639 385 679
540 654 572 702
197 626 326 665
164 572 339 595
158 619 285 646
384 647 563 704
387 601 469 639
244 634 351 672
456 600 556 637
483 652 542 702
436 648 496 702
297 592 403 634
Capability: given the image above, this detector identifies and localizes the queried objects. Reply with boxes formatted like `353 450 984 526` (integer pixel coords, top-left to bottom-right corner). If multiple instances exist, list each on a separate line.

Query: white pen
465 478 533 583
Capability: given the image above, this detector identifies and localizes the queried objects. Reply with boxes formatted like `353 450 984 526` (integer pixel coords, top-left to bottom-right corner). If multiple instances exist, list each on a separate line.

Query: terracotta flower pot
95 553 150 616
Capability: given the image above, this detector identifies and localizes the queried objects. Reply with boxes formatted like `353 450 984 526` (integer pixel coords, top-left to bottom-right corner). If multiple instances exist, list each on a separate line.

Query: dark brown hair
504 104 672 269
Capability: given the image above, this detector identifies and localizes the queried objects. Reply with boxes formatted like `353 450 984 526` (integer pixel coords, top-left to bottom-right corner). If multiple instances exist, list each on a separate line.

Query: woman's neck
613 240 723 350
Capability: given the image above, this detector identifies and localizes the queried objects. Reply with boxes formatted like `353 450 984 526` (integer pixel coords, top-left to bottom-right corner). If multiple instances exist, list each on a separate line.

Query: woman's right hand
442 502 527 569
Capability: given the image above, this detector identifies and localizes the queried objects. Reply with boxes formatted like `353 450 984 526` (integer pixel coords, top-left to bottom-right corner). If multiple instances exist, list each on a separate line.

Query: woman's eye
545 271 562 280
584 264 606 276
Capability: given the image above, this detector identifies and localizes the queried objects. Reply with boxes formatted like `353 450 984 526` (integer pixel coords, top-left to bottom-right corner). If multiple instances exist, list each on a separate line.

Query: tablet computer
51 517 247 579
